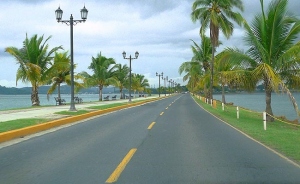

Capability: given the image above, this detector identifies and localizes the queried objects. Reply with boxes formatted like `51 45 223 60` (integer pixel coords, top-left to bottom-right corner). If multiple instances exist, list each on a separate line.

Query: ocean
0 93 124 111
213 92 300 121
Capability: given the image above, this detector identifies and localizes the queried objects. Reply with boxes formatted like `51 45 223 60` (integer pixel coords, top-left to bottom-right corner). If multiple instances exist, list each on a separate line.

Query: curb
0 98 159 143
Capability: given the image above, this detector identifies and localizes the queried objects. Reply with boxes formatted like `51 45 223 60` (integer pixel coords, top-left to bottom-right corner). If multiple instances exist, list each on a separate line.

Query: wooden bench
54 97 66 105
111 95 117 100
103 95 109 101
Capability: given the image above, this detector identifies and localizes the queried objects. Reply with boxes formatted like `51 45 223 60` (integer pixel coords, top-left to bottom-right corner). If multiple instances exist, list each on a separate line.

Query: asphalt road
0 94 300 183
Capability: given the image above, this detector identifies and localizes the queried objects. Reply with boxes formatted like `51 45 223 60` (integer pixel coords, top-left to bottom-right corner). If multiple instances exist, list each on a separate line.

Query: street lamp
55 5 88 111
123 51 139 102
156 72 163 97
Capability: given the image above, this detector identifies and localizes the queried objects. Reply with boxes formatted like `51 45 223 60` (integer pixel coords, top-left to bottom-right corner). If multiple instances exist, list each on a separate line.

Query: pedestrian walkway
0 96 159 122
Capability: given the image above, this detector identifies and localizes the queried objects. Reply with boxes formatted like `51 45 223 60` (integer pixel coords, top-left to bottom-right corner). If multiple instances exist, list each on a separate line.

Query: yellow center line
106 148 137 183
147 122 156 130
160 112 164 115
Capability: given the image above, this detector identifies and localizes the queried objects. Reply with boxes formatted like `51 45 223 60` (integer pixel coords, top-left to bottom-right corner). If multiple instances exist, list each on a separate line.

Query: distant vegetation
0 85 187 95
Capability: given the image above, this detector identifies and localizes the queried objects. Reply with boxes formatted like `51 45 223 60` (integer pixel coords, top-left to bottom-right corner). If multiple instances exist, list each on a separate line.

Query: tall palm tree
190 35 212 97
114 64 130 99
79 52 118 101
5 34 62 106
179 35 211 95
218 0 300 121
191 0 244 101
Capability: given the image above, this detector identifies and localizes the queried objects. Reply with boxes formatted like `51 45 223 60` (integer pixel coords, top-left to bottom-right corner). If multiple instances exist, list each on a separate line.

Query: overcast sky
0 0 299 88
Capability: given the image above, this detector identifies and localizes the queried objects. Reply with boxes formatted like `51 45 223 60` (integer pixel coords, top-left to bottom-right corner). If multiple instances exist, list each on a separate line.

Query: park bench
74 96 83 103
54 97 66 105
111 95 117 100
103 95 109 101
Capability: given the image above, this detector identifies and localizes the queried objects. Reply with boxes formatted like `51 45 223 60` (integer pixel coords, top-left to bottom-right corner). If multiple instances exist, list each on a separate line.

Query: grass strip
0 118 48 133
193 96 300 163
54 110 91 116
87 103 127 110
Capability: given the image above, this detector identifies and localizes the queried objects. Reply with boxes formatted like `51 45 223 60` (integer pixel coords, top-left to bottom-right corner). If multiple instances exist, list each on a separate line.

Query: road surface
0 94 299 183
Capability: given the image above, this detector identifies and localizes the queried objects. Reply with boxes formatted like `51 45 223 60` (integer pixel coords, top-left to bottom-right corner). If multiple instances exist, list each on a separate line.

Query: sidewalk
0 96 158 122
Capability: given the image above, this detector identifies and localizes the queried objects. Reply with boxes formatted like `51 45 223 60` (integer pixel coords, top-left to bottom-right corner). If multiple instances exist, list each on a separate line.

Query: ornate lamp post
55 5 88 111
122 51 139 102
156 72 163 97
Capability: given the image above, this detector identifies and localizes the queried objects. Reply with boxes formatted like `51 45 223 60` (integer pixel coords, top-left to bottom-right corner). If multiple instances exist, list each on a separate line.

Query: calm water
214 92 300 121
0 93 125 110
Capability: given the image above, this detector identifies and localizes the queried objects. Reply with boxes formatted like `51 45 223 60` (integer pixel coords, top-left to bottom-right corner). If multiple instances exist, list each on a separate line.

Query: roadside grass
193 96 300 163
0 118 48 133
0 99 155 133
54 110 91 116
87 103 128 110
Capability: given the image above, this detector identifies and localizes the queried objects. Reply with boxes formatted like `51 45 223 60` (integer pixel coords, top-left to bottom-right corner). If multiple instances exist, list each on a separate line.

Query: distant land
0 85 122 95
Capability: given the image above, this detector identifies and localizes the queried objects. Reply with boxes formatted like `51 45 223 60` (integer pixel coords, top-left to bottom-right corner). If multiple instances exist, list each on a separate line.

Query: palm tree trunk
210 44 215 104
58 84 61 99
58 83 61 105
120 88 123 99
31 85 40 106
221 83 226 104
99 85 103 101
264 80 274 122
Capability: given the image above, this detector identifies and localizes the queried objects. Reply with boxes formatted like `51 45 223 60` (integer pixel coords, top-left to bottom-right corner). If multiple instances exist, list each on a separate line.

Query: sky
0 0 299 88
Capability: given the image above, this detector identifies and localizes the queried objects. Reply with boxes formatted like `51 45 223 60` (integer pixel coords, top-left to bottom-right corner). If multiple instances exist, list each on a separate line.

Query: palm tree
46 52 84 104
179 61 204 94
131 74 149 97
214 51 255 104
218 0 300 121
114 64 130 99
5 34 62 106
191 0 244 101
46 52 70 103
190 35 212 97
79 52 118 101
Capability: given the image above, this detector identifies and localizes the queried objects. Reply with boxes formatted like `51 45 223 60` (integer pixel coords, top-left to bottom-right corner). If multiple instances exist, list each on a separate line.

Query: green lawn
0 118 48 133
87 103 127 110
54 110 91 116
193 95 300 163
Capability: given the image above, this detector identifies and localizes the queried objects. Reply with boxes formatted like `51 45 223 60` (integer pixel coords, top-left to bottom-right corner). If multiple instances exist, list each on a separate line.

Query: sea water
0 93 124 111
214 92 300 121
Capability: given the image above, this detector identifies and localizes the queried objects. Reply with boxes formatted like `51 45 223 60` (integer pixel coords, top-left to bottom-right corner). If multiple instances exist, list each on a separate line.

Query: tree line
5 35 151 105
181 0 300 121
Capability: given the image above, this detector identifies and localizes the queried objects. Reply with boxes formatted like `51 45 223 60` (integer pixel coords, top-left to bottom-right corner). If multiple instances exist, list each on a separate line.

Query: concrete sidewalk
0 96 158 122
